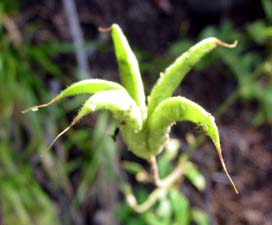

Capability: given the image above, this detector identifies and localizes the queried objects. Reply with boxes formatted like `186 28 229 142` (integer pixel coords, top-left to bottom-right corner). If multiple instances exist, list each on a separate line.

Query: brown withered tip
21 98 56 114
47 117 78 150
218 150 239 194
216 39 238 48
98 26 112 32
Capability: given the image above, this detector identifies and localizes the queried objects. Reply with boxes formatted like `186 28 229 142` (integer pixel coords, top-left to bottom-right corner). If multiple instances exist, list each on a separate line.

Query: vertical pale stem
63 0 90 79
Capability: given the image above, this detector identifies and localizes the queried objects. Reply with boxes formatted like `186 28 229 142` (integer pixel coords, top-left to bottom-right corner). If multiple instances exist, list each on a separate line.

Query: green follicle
147 96 238 193
148 97 220 150
48 89 143 150
147 38 238 116
22 79 126 114
111 24 146 116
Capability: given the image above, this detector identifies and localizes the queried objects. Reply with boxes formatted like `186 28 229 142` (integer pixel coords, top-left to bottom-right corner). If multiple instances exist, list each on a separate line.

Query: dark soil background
9 0 272 224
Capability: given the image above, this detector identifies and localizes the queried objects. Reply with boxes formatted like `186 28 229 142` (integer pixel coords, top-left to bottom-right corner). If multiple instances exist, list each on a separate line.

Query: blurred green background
0 0 271 225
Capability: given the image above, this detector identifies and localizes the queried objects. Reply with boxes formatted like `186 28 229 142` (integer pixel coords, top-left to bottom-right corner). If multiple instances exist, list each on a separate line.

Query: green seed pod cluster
23 24 238 195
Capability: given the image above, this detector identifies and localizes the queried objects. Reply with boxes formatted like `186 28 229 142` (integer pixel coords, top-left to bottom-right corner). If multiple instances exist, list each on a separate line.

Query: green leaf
169 189 190 225
122 161 147 175
22 79 126 113
115 203 134 223
147 37 237 115
148 96 238 193
111 24 146 115
184 161 206 191
247 21 272 44
191 209 210 225
47 90 143 149
144 212 168 225
156 197 172 221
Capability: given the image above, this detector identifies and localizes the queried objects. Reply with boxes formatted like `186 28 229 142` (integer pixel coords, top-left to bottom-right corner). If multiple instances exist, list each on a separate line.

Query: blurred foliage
117 138 210 225
0 9 62 223
0 0 271 224
0 143 60 225
167 0 272 126
202 18 272 125
0 1 116 224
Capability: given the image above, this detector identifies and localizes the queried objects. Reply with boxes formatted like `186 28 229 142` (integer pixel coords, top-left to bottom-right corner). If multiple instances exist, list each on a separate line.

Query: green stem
124 156 186 213
124 184 167 213
149 156 185 188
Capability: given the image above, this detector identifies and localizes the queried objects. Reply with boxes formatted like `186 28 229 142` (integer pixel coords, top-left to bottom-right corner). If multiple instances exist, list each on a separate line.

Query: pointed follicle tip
216 39 238 48
21 99 56 114
218 149 239 194
98 26 112 32
21 106 38 114
47 118 78 150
